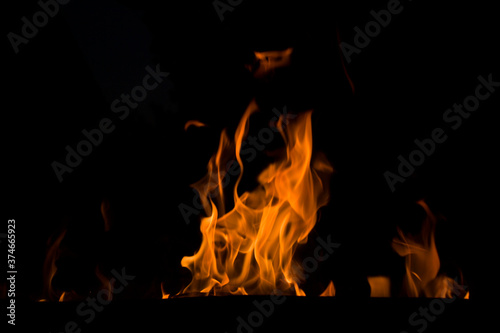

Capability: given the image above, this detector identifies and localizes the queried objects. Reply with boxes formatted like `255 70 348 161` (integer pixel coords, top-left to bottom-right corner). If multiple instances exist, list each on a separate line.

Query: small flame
178 101 333 296
40 202 118 302
161 282 170 299
392 200 465 298
246 48 293 78
101 199 113 232
41 229 67 301
368 276 391 297
320 281 336 297
96 266 113 301
184 120 207 131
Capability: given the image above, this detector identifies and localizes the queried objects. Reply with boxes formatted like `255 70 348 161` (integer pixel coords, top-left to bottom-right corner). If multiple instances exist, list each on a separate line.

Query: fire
101 199 112 232
366 201 468 298
184 120 207 131
95 266 113 301
39 200 116 302
391 200 467 298
161 282 170 299
40 229 67 302
246 48 293 78
179 101 333 296
320 281 336 297
367 276 390 297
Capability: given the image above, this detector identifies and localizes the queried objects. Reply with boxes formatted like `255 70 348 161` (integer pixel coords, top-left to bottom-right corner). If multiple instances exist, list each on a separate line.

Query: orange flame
95 266 113 301
246 48 293 78
368 276 391 297
179 101 333 296
320 281 336 297
184 120 207 131
40 229 67 302
392 200 465 298
161 282 170 299
101 199 112 232
40 201 118 302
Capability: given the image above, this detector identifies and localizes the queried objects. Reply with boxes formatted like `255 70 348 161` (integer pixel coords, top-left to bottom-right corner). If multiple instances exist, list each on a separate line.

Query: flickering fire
179 101 334 296
369 200 469 298
40 201 114 302
38 41 469 301
184 120 207 131
246 47 293 78
161 282 170 299
367 276 390 297
40 229 67 302
96 266 113 301
320 281 336 297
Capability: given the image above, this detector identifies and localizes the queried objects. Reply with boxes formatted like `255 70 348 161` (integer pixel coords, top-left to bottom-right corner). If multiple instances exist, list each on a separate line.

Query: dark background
2 0 498 330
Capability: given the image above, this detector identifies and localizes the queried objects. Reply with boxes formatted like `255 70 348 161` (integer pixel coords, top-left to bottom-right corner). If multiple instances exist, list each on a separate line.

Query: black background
2 0 498 331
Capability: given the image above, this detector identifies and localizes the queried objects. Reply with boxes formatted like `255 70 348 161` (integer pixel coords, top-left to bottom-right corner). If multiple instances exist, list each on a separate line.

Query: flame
179 101 333 296
40 229 67 302
336 28 355 94
101 199 112 232
392 200 466 298
246 48 293 78
368 276 391 297
161 282 170 299
319 281 336 297
95 266 113 301
40 202 117 302
184 120 207 131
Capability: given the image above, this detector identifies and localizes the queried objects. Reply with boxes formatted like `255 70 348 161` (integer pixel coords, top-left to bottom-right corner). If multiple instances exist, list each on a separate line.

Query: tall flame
179 101 333 296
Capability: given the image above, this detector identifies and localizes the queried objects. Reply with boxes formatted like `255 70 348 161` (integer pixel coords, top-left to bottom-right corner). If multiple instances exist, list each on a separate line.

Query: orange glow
368 276 391 297
320 281 336 297
41 229 67 302
96 266 113 301
178 101 333 296
101 199 112 232
392 200 464 298
247 48 293 78
161 282 170 299
184 120 207 131
40 202 118 302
